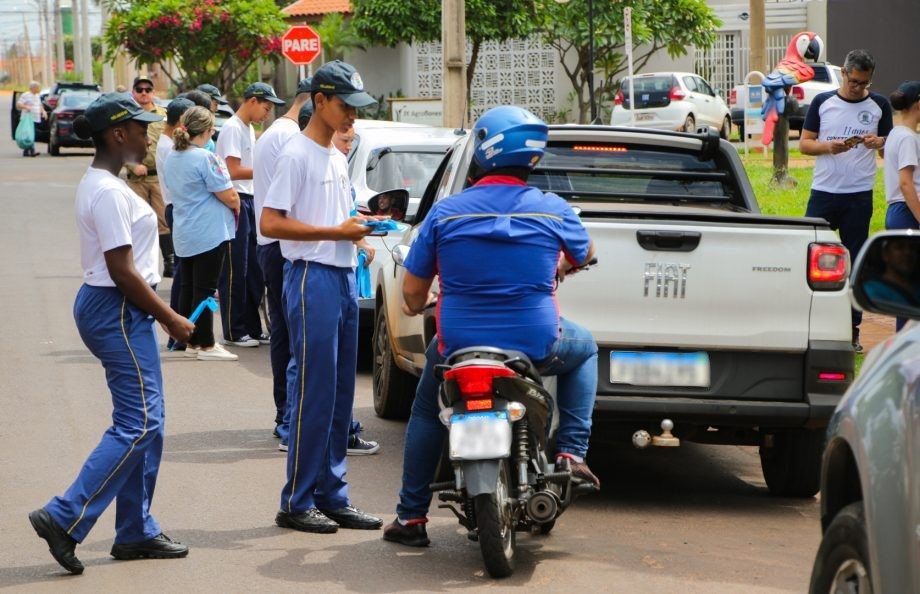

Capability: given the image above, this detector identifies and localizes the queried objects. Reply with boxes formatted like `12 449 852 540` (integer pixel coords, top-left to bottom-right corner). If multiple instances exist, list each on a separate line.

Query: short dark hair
843 49 876 74
177 90 213 110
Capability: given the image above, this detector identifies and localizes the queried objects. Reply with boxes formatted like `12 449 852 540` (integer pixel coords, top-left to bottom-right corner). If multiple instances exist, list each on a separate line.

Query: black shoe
852 327 864 353
275 509 338 534
318 505 383 530
382 518 430 547
28 508 84 575
110 533 188 560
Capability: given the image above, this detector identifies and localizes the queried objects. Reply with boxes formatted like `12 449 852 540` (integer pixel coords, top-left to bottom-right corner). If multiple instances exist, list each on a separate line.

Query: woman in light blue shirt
166 106 240 361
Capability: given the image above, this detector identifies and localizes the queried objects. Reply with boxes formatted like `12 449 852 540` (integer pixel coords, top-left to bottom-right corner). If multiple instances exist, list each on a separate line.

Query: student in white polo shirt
261 60 381 534
29 93 194 574
800 49 893 352
215 82 283 348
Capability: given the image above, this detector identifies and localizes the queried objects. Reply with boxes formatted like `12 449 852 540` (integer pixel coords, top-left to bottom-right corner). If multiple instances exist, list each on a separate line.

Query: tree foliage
538 0 721 122
352 0 536 94
103 0 287 92
316 13 366 63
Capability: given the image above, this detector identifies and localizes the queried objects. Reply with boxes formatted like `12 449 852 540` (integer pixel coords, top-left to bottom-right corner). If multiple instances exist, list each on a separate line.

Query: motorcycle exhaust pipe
526 490 561 523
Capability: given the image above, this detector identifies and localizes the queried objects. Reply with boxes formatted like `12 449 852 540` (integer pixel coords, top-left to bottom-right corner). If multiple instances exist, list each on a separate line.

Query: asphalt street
1 95 821 593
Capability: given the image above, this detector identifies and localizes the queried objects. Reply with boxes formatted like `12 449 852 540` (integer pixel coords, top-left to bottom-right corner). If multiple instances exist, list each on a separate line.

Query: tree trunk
770 113 796 188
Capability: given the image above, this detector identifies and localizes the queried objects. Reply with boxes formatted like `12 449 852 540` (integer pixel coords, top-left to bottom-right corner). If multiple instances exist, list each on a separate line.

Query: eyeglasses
845 75 872 89
134 87 154 93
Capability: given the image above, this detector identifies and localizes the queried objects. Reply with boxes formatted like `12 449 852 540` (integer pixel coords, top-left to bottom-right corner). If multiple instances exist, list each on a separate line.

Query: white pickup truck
730 62 841 137
372 126 854 497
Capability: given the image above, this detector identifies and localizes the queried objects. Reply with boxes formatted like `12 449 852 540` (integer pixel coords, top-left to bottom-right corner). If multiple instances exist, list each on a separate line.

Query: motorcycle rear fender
461 460 501 496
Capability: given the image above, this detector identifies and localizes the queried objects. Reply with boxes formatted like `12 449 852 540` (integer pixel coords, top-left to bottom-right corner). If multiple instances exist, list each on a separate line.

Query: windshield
60 92 101 109
530 142 736 206
366 151 445 198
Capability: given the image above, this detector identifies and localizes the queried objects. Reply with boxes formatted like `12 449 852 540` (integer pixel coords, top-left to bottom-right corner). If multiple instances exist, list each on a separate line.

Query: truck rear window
530 143 735 206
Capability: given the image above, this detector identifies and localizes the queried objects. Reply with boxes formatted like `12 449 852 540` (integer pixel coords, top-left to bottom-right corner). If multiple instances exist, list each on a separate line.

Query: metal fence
695 32 797 101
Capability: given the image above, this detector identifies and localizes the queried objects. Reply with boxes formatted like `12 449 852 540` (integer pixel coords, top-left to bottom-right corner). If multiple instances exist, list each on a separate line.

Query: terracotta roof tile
282 0 352 17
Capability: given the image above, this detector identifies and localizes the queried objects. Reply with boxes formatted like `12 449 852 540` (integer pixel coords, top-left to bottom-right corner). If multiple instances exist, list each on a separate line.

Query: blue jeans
806 189 873 328
885 201 919 331
395 317 598 520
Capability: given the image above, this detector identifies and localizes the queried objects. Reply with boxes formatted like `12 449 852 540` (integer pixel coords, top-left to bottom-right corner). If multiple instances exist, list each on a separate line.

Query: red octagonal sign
281 25 322 66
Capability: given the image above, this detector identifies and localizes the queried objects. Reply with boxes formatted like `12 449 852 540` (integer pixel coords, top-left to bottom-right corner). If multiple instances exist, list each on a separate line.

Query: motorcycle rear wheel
474 460 516 578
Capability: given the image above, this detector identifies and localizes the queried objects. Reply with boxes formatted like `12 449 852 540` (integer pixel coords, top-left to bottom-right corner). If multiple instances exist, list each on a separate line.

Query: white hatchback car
610 72 731 139
347 120 466 327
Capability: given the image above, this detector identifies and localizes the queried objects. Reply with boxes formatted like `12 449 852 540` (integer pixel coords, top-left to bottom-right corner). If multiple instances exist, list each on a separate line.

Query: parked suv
730 63 841 137
48 90 101 155
610 72 731 139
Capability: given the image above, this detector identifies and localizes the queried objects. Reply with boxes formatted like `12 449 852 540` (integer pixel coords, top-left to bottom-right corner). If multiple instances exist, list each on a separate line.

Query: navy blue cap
83 92 163 133
244 82 285 105
898 81 920 105
296 77 313 95
311 60 377 108
166 97 195 125
132 76 153 89
196 83 228 105
298 101 314 130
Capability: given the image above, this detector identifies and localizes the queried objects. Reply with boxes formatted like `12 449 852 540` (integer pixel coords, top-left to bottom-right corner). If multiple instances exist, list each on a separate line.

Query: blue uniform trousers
218 194 265 341
280 260 358 512
256 241 290 432
45 285 165 544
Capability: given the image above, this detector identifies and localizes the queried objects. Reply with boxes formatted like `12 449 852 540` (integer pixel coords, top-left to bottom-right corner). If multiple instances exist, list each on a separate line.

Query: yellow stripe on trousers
286 263 309 513
67 297 149 535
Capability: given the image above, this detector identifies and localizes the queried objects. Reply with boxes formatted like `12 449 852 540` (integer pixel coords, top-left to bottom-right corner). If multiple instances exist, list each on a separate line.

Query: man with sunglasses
800 49 893 352
125 76 175 278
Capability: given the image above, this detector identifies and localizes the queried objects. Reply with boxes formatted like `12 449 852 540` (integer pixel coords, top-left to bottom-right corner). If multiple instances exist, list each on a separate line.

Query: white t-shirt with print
75 167 160 287
18 91 43 120
804 91 893 193
155 133 174 206
884 125 920 205
215 114 255 195
263 134 355 267
253 117 300 245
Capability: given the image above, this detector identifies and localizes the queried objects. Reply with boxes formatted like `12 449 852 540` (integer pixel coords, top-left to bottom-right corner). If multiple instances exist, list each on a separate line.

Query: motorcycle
429 259 597 578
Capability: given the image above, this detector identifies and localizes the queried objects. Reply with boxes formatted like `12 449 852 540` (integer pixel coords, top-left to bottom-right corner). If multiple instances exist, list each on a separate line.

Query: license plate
635 113 654 121
449 411 512 460
610 351 710 387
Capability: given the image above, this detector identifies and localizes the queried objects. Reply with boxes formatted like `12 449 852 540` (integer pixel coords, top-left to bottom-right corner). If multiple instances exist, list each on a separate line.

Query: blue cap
166 97 195 125
298 101 314 129
196 83 228 105
311 60 377 108
244 82 285 105
83 92 163 133
296 77 313 95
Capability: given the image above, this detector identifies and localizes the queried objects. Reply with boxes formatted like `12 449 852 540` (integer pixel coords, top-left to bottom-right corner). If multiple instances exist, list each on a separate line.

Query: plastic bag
356 249 372 299
15 112 35 150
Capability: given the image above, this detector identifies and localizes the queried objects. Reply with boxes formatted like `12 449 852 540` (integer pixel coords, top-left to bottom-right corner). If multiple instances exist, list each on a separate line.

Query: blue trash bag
15 112 35 150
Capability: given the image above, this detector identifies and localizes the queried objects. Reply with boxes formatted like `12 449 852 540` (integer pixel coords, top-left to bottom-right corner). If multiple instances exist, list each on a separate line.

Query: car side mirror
851 231 920 320
367 189 409 222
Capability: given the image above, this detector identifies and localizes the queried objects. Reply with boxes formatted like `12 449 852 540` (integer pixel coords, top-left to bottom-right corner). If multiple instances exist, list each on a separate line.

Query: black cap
311 60 377 108
196 83 228 105
296 77 313 95
298 101 314 130
83 92 163 133
166 97 195 125
132 76 153 88
243 82 285 105
897 81 920 105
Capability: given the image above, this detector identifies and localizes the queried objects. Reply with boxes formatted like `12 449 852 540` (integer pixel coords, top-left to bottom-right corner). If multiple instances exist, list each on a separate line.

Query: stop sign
64 59 74 72
281 25 321 66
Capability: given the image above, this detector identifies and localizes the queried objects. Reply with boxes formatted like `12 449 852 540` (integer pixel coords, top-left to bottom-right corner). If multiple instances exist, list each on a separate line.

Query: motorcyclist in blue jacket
383 106 599 547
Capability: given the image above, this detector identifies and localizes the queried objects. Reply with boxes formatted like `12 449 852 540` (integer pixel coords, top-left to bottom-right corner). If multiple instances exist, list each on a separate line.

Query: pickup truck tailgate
561 216 822 351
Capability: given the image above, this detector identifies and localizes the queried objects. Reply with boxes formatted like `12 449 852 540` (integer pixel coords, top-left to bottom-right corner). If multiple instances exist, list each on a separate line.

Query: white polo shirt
263 134 355 267
253 117 300 245
155 133 174 206
75 167 160 287
215 114 255 195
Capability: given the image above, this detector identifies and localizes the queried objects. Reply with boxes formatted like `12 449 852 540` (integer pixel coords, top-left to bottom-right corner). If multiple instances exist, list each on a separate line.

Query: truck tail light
808 243 849 291
614 91 624 105
792 86 805 101
729 89 737 105
668 86 687 101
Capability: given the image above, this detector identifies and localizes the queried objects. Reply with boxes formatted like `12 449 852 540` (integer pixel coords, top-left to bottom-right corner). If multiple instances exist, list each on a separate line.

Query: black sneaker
347 434 380 456
382 517 430 547
110 533 188 560
276 509 338 533
853 327 864 353
28 508 84 575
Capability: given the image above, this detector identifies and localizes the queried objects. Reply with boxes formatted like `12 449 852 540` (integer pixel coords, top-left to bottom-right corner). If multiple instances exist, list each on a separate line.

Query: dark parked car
808 231 920 594
48 90 102 155
42 82 101 143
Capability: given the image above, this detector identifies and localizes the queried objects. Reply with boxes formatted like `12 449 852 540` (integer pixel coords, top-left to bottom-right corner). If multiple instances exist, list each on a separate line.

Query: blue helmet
472 106 548 173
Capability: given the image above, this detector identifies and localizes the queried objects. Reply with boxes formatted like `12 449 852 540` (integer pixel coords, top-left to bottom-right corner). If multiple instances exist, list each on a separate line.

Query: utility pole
54 0 65 78
79 0 91 83
441 0 467 129
39 0 54 86
72 0 83 76
22 16 35 83
101 4 114 91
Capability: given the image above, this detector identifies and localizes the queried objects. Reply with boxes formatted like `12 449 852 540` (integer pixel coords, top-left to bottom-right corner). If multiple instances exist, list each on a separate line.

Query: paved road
0 96 821 592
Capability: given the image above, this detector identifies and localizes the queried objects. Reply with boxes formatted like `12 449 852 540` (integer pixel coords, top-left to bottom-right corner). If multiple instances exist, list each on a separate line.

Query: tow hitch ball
632 419 681 449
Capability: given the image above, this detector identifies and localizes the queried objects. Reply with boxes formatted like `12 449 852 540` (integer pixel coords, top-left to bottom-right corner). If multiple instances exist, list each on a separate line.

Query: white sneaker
197 343 239 361
222 335 259 348
183 346 200 359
